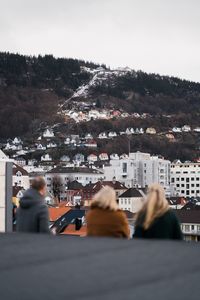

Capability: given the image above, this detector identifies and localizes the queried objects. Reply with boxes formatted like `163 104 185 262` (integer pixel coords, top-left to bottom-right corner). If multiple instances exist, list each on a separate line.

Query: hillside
1 52 200 139
1 52 200 161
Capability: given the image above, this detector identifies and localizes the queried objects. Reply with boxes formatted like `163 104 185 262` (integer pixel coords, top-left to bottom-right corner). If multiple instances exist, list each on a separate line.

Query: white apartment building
102 152 171 194
45 166 103 200
171 162 200 198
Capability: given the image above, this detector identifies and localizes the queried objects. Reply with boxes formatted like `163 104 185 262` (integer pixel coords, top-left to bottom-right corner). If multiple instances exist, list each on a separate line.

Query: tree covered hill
0 52 200 138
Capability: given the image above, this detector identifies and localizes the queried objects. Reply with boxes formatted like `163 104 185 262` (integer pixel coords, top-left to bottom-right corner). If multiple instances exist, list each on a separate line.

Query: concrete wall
0 161 12 232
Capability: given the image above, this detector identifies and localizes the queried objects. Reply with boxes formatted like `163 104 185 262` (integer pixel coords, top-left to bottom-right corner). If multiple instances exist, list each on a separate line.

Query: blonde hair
91 186 119 211
137 183 169 230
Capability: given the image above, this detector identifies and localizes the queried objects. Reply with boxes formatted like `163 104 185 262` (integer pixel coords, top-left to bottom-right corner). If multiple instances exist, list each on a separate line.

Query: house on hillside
41 154 52 161
73 153 85 163
87 154 98 162
99 153 109 161
60 155 70 162
85 140 97 148
98 132 108 139
12 163 29 189
146 127 156 134
182 125 191 132
194 127 200 133
36 144 46 151
172 127 182 133
47 142 57 149
43 129 54 138
108 131 117 138
110 153 119 160
126 128 134 135
15 157 26 167
118 188 146 213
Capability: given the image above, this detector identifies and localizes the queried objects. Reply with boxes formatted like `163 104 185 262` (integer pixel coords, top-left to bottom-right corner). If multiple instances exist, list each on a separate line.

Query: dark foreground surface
0 233 200 300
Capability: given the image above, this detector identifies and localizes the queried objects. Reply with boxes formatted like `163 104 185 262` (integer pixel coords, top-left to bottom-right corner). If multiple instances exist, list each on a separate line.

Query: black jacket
134 209 183 240
16 188 50 233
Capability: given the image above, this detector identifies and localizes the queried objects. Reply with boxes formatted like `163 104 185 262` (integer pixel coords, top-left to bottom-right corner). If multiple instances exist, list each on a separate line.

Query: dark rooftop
1 233 200 300
119 188 145 198
175 210 200 224
47 166 103 175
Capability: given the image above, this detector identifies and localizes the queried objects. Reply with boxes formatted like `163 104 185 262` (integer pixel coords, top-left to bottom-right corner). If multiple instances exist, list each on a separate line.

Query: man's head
31 176 46 196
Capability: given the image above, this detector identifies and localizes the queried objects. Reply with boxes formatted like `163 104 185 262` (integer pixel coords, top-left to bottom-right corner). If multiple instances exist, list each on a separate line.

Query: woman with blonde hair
86 186 130 238
134 183 182 240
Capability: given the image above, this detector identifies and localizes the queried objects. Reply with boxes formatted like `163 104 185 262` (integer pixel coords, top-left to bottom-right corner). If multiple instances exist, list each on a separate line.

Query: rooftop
47 166 103 175
0 233 200 300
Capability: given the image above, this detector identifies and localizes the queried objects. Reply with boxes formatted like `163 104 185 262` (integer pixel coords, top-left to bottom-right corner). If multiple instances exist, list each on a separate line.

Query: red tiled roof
61 224 87 236
48 207 71 222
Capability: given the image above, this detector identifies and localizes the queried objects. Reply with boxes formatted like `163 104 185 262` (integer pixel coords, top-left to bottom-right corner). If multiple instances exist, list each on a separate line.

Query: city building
118 188 146 213
171 162 200 197
102 152 171 195
45 167 103 200
12 163 29 189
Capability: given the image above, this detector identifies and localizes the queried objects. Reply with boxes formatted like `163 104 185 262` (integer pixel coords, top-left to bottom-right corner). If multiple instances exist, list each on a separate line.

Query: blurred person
134 183 182 240
16 176 50 233
86 186 130 238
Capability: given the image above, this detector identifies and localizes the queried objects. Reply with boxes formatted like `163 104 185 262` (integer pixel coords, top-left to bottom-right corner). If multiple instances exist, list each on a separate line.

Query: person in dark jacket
134 183 183 240
16 176 50 233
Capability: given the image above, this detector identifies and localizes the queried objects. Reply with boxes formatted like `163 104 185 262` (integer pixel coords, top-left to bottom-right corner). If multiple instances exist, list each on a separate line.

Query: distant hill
0 52 200 138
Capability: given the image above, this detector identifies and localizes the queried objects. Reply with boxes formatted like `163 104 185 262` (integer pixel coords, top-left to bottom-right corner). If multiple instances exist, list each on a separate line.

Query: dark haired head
31 176 46 192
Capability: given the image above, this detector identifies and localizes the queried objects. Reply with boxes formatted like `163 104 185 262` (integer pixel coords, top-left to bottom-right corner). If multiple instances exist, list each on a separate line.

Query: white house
182 125 191 132
60 155 70 162
99 153 109 161
43 129 54 138
14 157 26 167
110 153 119 160
108 132 117 138
85 133 93 140
13 137 22 145
126 128 134 135
85 140 97 148
37 144 46 151
118 188 146 213
146 127 156 134
87 154 98 162
194 127 200 133
172 127 182 133
47 142 57 149
98 132 108 139
41 154 52 161
12 163 30 189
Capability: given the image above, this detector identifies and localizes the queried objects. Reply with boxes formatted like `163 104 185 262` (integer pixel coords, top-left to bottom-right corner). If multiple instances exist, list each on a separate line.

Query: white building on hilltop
171 162 200 198
102 152 171 195
43 129 54 138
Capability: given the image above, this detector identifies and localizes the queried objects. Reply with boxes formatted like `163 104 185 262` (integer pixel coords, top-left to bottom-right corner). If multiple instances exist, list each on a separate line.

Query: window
185 225 190 232
181 178 184 181
176 178 180 181
186 178 189 182
176 184 180 188
125 199 127 205
191 178 194 181
122 163 127 173
191 184 194 187
121 199 123 205
197 225 200 231
191 225 195 230
181 184 185 187
197 178 200 181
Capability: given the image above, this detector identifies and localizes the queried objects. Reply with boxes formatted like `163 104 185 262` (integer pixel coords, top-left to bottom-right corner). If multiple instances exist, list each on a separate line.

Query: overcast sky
0 0 200 82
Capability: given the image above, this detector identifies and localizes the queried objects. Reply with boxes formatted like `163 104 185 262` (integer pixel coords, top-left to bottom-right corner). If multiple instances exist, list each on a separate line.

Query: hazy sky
0 0 200 82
